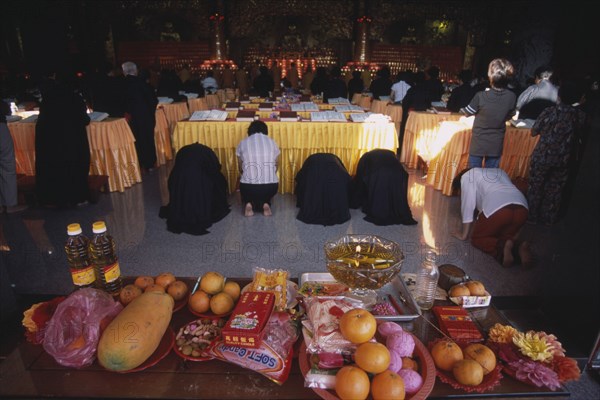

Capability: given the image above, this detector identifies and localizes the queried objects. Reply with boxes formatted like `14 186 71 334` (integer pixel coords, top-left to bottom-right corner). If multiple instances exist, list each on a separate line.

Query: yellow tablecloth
400 111 462 168
187 97 209 113
172 120 399 194
424 121 539 195
7 118 142 193
154 109 173 166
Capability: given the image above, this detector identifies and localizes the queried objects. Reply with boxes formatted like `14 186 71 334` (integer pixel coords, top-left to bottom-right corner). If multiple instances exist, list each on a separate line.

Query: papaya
97 291 174 371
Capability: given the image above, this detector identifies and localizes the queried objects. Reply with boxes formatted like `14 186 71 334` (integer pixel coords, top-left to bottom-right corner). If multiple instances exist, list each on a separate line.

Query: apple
465 280 486 296
463 343 497 374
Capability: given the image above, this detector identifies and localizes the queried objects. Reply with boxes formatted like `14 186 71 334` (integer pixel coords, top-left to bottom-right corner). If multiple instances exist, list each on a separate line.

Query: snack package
250 267 288 311
302 296 365 354
22 296 66 344
42 288 123 368
208 311 300 385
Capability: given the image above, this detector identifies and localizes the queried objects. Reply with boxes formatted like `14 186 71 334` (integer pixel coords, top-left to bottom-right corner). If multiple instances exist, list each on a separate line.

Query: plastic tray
298 272 420 321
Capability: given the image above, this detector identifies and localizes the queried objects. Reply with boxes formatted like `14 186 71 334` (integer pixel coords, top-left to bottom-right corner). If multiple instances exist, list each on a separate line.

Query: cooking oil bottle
64 223 95 289
89 221 122 296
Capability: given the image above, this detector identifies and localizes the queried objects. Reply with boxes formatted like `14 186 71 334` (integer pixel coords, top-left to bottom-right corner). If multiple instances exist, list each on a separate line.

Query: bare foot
502 240 514 268
519 241 533 268
263 203 272 216
244 203 254 217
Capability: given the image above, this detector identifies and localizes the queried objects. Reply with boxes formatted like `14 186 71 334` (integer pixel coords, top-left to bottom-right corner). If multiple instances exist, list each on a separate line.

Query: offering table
0 277 570 400
172 120 399 194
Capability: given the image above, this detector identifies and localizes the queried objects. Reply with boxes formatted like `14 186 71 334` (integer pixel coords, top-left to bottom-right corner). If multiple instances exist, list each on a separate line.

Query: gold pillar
210 13 226 61
354 17 372 63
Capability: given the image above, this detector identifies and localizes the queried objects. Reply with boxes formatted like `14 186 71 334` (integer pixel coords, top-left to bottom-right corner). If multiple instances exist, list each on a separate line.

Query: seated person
159 143 230 235
516 66 558 111
446 69 475 113
350 149 417 226
295 153 351 226
452 168 532 268
236 120 280 216
202 70 219 94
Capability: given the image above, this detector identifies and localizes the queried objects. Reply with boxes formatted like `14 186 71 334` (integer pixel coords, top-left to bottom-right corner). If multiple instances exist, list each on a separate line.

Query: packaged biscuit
250 267 289 311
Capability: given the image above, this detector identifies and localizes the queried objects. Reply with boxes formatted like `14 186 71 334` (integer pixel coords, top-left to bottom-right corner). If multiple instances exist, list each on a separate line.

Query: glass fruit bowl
325 235 404 305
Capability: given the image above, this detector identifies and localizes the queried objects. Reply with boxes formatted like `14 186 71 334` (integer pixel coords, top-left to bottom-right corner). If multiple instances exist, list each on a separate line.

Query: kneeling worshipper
159 143 230 235
452 168 532 268
295 153 351 226
35 72 91 207
350 149 417 226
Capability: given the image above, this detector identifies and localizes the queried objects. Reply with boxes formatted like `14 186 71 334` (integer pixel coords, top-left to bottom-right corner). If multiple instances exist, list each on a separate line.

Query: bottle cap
92 221 107 233
67 223 82 235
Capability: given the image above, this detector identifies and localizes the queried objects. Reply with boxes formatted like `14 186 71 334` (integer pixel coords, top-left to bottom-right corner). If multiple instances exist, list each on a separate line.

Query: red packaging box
222 291 275 348
432 305 483 342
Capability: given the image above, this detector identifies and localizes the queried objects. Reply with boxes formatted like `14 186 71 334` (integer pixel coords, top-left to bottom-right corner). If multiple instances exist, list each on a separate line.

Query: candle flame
356 245 361 253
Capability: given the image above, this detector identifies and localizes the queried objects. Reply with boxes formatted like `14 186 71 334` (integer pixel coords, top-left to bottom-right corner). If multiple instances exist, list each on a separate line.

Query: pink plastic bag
43 288 123 368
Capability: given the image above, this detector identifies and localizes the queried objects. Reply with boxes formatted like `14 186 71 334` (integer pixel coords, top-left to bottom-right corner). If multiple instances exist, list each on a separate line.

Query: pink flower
509 359 561 390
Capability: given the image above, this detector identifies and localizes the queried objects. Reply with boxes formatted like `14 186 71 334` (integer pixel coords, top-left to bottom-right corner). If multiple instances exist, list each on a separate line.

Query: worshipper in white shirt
516 66 558 111
236 121 280 217
390 71 412 104
452 168 532 268
201 70 219 94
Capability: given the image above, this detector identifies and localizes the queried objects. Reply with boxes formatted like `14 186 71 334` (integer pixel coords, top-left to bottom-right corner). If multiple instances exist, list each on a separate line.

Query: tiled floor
1 119 599 397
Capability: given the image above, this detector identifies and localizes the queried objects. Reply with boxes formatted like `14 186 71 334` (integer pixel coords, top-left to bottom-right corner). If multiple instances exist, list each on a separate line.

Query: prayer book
189 110 228 121
157 97 174 104
88 111 109 122
225 102 241 111
279 111 298 122
236 110 256 122
258 102 274 110
327 97 350 105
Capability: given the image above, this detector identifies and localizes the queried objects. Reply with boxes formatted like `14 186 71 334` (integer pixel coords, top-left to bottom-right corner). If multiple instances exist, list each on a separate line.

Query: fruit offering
188 271 237 316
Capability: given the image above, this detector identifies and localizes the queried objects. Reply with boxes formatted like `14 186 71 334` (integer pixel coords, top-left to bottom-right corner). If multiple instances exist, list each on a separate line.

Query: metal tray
298 272 421 321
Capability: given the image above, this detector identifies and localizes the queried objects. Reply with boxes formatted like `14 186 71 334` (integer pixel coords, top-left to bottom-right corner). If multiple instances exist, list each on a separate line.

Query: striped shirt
236 133 280 184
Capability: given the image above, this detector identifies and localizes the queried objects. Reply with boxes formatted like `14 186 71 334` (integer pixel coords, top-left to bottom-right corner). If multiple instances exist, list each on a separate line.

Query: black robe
159 143 230 235
35 83 90 206
350 149 417 226
123 75 158 169
295 153 351 226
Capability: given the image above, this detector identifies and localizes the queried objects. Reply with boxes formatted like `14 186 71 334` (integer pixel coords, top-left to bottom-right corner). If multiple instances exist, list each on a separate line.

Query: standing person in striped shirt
236 121 280 217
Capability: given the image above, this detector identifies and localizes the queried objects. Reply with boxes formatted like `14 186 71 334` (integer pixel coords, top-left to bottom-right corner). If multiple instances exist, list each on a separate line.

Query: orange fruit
354 342 391 374
167 280 189 301
210 292 234 315
119 284 142 305
155 272 176 288
453 359 484 386
200 271 225 295
463 343 496 374
335 365 370 400
402 357 419 372
339 308 377 344
144 284 165 293
223 281 241 302
371 370 406 400
189 290 210 314
431 339 463 371
134 276 154 290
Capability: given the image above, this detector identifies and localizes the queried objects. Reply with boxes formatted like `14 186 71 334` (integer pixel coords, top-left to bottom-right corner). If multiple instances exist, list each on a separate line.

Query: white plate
241 280 298 310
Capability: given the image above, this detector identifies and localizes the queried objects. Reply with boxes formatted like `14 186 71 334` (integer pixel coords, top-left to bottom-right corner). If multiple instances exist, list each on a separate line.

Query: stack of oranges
188 271 240 315
335 309 406 400
119 272 189 306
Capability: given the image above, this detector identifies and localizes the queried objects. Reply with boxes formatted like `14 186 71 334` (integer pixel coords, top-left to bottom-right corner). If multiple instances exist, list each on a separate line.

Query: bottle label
71 265 96 286
102 262 121 283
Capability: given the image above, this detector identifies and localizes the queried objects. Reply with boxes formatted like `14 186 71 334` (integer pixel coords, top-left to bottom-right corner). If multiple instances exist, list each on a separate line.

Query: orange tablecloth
400 111 462 168
159 102 190 134
187 97 209 113
7 118 142 192
205 94 221 109
154 109 173 166
424 121 539 195
172 120 398 194
351 93 373 110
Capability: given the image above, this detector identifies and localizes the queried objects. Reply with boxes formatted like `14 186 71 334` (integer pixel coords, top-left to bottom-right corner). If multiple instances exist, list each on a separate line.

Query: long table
424 120 539 195
8 118 142 193
172 119 399 194
0 277 569 399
